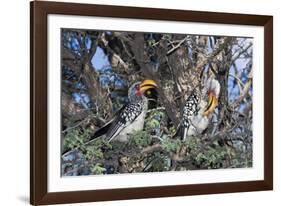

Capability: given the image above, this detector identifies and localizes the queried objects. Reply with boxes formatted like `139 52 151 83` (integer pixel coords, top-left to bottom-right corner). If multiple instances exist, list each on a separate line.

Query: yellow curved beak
203 92 218 116
140 79 157 93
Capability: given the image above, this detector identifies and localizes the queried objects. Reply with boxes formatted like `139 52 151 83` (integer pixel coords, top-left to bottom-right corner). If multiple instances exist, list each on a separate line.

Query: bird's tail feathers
174 124 182 139
106 122 124 142
173 124 188 141
89 120 113 141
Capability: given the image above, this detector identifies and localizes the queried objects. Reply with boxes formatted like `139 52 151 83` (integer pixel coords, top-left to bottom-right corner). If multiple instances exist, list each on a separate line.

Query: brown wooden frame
30 1 273 205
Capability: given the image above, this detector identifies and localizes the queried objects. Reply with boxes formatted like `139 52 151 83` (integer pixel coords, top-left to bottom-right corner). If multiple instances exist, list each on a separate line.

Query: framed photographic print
30 1 273 205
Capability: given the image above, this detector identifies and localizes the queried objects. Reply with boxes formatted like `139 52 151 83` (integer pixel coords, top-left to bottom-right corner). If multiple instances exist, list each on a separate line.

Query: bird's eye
146 90 151 95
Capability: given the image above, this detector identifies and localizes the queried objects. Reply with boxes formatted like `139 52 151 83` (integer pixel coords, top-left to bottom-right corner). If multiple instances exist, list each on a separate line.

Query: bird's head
128 79 157 102
202 78 220 116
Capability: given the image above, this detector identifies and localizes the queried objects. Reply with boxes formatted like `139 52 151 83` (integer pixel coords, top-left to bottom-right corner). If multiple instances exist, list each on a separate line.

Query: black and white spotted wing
106 101 144 141
182 90 201 127
174 89 201 140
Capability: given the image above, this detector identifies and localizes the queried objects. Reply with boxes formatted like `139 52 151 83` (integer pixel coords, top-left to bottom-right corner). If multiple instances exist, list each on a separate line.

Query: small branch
141 143 163 154
62 118 89 133
166 36 188 55
231 42 253 65
232 78 252 108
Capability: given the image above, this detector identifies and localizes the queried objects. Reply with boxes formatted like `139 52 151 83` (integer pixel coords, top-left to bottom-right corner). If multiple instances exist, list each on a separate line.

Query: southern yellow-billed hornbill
176 78 220 140
90 79 157 142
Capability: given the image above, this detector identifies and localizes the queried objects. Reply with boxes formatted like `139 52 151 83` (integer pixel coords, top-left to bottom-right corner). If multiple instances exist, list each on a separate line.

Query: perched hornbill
90 79 158 142
176 78 220 140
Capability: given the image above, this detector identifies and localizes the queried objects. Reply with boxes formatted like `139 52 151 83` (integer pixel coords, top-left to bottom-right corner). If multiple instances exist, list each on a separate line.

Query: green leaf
90 163 106 175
